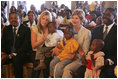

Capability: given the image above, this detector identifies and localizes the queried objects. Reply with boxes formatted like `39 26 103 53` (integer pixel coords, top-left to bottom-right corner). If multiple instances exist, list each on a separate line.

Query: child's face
48 23 56 33
91 40 99 51
64 28 73 40
96 17 102 25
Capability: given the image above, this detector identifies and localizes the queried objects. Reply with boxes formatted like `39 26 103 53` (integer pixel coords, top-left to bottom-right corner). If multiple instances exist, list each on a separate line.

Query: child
82 39 105 78
34 22 63 70
49 25 79 78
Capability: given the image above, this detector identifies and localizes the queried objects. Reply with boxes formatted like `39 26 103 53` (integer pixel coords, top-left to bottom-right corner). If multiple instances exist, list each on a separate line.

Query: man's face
102 9 114 25
28 12 34 22
9 13 20 27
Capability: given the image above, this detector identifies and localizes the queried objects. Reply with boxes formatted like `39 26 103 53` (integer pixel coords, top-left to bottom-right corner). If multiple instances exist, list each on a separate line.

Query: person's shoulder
113 23 117 29
56 30 64 37
81 26 91 35
94 25 104 30
4 25 12 30
21 23 30 29
31 26 37 30
71 38 78 43
96 51 105 57
23 20 29 24
81 26 91 33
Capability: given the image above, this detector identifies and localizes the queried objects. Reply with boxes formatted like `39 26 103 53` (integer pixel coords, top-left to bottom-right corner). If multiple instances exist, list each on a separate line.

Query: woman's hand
42 33 48 41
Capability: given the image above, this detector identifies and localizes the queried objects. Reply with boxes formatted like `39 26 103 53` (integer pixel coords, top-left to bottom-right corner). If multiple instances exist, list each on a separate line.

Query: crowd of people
1 1 117 78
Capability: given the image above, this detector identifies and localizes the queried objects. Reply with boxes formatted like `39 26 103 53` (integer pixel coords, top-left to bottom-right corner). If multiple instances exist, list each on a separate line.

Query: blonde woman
31 10 52 77
53 9 91 78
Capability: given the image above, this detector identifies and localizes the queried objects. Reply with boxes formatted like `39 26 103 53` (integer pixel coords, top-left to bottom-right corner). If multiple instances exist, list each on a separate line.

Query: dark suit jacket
1 24 32 58
91 24 117 65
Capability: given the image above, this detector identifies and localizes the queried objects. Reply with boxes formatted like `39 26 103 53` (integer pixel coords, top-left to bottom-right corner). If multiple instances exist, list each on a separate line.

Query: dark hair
27 10 35 15
93 39 104 49
47 21 58 28
9 12 19 19
64 24 74 34
65 9 72 14
106 8 116 17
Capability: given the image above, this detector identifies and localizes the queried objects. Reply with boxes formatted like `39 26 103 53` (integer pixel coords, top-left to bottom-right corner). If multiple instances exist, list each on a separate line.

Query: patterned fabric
57 38 79 61
85 51 105 78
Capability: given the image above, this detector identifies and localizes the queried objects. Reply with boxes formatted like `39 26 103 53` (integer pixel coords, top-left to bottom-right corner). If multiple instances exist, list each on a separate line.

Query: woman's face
71 15 81 27
41 15 49 27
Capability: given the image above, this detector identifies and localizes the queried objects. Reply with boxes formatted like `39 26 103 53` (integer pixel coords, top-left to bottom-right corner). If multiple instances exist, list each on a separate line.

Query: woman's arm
82 30 91 54
31 29 47 49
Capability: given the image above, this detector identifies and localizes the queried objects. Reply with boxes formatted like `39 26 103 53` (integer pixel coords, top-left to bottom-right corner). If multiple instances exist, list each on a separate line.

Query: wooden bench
1 62 33 78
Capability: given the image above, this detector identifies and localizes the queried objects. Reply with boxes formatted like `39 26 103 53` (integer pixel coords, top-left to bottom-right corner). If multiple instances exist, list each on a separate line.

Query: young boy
49 25 79 78
34 22 63 70
82 39 105 78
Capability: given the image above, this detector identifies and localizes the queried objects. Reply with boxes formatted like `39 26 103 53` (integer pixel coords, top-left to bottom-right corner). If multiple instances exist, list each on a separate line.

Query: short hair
27 10 35 15
72 9 85 24
93 39 104 49
65 9 72 14
64 24 74 34
47 21 58 28
105 8 116 17
9 12 19 19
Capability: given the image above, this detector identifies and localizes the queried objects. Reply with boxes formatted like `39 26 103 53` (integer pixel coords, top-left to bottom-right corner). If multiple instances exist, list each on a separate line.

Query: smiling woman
1 1 117 78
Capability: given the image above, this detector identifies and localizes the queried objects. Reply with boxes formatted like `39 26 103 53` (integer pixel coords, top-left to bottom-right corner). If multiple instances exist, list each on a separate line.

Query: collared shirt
57 38 79 61
103 22 114 34
45 30 63 47
27 21 36 28
12 25 20 34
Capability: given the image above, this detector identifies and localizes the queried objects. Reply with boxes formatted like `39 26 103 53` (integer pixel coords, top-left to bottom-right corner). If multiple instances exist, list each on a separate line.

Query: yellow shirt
57 38 79 61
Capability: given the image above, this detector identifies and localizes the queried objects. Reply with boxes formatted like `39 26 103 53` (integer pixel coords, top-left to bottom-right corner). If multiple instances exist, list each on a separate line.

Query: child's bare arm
57 44 62 49
91 54 95 67
82 55 88 65
51 47 60 56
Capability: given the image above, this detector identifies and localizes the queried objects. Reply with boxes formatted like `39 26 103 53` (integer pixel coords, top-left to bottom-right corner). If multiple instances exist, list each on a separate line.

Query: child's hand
51 48 60 56
57 44 62 49
43 33 48 41
68 53 75 59
78 48 84 56
81 55 87 65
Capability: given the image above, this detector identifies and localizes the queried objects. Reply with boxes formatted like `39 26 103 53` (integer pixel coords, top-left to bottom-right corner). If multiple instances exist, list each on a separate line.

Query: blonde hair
37 10 52 33
72 9 85 24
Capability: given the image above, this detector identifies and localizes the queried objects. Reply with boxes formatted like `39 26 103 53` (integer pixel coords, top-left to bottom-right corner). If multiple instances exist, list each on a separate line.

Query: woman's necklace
74 25 81 32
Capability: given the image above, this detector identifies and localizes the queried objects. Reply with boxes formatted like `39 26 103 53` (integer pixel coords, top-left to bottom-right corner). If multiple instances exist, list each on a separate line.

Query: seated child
82 39 105 78
34 22 64 70
49 25 79 78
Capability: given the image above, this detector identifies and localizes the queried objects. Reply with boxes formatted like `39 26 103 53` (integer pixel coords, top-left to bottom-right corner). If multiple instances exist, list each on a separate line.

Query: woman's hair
72 9 85 24
37 10 52 33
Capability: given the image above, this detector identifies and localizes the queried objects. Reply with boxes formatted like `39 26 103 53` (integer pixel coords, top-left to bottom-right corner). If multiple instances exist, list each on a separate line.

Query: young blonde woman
31 10 52 77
